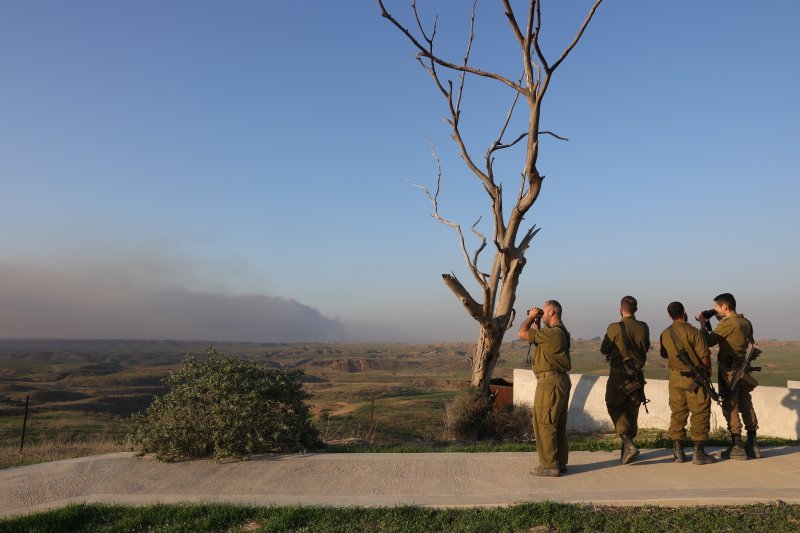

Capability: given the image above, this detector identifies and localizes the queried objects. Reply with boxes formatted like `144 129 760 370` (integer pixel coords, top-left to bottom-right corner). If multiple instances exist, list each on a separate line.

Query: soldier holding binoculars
518 301 571 477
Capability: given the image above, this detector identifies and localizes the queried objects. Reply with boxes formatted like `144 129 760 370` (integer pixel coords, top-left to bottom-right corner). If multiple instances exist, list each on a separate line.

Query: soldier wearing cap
518 300 571 477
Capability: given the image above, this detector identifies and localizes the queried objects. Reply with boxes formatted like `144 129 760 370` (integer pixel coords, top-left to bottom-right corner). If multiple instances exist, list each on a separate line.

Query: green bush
125 347 322 461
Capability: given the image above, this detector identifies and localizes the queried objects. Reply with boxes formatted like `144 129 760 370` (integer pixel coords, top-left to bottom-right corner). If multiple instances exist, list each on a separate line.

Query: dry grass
0 436 126 469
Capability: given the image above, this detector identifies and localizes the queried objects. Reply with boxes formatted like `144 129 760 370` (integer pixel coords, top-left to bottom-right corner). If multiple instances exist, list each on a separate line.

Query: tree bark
471 322 503 390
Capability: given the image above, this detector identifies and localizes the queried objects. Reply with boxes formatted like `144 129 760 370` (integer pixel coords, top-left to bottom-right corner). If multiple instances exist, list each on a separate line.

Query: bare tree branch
378 0 524 93
442 273 485 322
470 217 488 275
454 0 478 117
532 0 549 73
408 143 487 290
551 0 604 72
539 130 569 141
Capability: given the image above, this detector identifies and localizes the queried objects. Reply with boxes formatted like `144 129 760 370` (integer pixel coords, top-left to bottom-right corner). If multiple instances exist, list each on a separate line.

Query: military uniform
528 321 571 471
601 317 650 438
705 313 758 436
659 321 712 441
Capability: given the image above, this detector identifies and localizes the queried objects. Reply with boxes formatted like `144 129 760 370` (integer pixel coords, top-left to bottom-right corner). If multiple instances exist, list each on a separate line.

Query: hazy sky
1 1 798 343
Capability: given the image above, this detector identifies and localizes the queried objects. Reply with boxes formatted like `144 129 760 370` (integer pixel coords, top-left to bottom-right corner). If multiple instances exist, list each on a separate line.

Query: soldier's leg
533 375 559 471
720 369 743 435
738 383 759 432
628 400 641 439
555 374 571 471
667 374 690 441
605 374 631 436
687 385 715 464
686 385 711 442
719 369 747 459
738 383 761 458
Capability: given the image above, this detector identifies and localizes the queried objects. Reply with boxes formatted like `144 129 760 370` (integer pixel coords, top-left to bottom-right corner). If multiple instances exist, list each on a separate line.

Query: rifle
668 326 722 407
617 321 650 413
676 350 723 407
620 356 650 413
723 344 762 401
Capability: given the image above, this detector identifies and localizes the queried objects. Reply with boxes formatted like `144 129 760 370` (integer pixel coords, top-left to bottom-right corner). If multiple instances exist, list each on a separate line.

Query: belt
535 370 565 379
669 367 687 373
610 367 635 375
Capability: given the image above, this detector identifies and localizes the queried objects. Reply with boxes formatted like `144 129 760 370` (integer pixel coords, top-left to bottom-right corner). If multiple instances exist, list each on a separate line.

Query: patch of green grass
323 428 799 454
3 502 800 532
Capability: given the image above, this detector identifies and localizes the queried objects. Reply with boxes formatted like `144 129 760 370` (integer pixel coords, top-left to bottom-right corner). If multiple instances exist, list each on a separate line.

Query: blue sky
1 1 798 342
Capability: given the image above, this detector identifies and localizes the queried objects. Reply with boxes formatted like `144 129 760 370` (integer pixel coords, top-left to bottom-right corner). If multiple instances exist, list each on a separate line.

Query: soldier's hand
529 307 542 319
694 312 706 323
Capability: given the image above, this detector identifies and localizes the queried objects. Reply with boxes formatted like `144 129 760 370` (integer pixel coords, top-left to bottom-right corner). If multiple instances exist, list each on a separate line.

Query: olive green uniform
705 313 758 435
601 317 650 438
660 321 712 441
528 321 571 471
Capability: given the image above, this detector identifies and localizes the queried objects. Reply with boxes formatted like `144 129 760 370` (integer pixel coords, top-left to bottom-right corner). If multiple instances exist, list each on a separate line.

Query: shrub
445 388 494 440
445 388 534 442
125 347 322 461
492 403 533 442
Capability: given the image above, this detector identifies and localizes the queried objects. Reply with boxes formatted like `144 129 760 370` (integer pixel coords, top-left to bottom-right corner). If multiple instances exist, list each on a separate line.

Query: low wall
513 369 800 440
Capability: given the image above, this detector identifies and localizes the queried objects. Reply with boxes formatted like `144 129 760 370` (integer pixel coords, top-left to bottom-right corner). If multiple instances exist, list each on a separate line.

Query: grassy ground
2 502 800 532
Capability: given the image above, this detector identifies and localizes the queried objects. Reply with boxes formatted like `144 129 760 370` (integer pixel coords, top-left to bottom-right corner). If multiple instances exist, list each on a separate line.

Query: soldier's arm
693 328 712 369
517 314 537 342
704 320 729 348
659 333 668 359
599 325 615 356
644 323 651 353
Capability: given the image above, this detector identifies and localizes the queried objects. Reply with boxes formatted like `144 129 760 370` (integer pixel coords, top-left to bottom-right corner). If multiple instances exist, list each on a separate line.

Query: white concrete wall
513 369 800 440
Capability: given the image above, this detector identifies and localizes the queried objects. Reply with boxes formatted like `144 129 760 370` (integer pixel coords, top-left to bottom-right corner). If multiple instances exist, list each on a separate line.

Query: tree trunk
471 322 503 391
470 256 523 391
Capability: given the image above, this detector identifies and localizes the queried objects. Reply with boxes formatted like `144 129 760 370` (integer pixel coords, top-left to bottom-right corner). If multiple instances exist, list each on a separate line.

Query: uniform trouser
719 368 758 434
533 373 571 470
668 372 711 441
605 372 641 438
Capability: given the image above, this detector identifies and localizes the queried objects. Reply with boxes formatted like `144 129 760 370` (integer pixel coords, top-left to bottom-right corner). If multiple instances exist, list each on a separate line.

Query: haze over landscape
1 1 799 342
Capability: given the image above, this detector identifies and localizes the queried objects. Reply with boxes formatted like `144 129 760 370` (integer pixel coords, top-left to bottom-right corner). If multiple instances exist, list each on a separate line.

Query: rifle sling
618 321 639 371
667 325 704 368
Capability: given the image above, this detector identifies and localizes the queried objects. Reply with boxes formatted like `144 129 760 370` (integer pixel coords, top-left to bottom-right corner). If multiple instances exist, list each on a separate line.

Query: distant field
1 338 798 466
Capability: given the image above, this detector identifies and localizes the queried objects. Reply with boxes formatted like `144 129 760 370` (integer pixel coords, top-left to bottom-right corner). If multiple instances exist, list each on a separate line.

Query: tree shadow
781 387 800 441
745 446 800 459
567 374 600 420
563 456 623 474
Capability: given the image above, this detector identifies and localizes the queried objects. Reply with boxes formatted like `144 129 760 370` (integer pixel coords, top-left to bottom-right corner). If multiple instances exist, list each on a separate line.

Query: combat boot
692 441 716 465
720 434 734 459
531 466 560 477
620 433 640 465
724 434 748 460
673 440 686 463
745 431 763 459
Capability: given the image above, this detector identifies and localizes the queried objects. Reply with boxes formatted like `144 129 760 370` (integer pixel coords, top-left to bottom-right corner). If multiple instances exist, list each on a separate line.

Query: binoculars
700 309 717 332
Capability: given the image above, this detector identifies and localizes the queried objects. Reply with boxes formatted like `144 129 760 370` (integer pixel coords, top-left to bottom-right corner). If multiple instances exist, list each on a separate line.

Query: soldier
518 300 571 477
600 295 650 464
696 293 760 459
660 301 717 465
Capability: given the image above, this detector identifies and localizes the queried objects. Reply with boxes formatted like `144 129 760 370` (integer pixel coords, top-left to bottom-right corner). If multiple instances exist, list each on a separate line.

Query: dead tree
379 0 603 391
